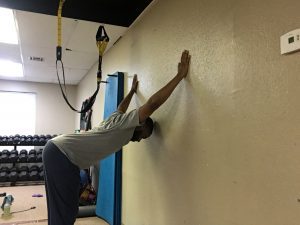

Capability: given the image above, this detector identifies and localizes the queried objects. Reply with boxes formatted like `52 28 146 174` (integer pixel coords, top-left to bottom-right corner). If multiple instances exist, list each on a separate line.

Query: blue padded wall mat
96 72 124 225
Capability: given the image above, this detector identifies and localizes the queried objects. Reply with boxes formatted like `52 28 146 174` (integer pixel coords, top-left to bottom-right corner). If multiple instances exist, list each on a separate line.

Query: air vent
29 56 44 62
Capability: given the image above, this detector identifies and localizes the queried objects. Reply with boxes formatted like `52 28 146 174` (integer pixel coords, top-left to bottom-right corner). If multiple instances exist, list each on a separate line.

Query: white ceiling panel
16 10 77 48
0 43 21 62
62 49 98 70
0 10 129 85
21 45 55 66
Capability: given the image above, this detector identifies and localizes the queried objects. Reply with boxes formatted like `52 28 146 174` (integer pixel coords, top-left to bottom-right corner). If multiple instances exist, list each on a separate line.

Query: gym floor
0 185 108 225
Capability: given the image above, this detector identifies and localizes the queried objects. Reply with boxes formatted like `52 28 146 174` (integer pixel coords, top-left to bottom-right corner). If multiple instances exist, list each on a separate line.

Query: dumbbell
39 170 44 180
39 135 46 139
1 135 8 145
7 136 14 145
1 150 10 163
29 165 39 181
37 149 43 162
46 134 52 139
32 137 39 145
19 135 26 145
25 137 32 145
19 149 28 163
9 150 18 163
38 137 46 145
1 138 7 145
13 134 20 145
13 137 20 144
9 167 18 182
38 165 44 180
25 135 33 145
45 134 52 144
28 149 37 162
0 167 9 182
32 135 39 145
18 166 29 181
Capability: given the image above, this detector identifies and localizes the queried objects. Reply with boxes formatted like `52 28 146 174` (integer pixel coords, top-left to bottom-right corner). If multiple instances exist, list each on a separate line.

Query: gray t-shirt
51 109 140 169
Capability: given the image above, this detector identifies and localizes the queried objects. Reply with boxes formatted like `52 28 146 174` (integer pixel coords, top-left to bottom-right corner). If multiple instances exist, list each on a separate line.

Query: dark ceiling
0 0 153 27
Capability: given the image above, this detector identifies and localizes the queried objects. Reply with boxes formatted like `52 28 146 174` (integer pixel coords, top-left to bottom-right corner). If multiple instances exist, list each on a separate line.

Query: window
0 91 36 150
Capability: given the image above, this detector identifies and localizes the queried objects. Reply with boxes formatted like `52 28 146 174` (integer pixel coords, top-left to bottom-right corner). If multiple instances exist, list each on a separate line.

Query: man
43 50 191 225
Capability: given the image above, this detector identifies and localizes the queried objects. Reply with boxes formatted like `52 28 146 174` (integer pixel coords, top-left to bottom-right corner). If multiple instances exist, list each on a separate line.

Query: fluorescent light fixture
0 59 23 77
0 7 18 44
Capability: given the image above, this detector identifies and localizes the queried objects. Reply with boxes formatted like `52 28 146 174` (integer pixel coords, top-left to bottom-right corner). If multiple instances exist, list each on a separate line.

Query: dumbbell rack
0 134 56 187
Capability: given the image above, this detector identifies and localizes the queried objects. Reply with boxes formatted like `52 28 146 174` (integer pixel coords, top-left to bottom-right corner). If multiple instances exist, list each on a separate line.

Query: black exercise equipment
38 137 46 145
46 134 52 139
25 137 32 145
9 167 18 182
9 150 18 163
1 150 10 163
7 136 14 145
33 135 39 139
19 135 26 145
0 167 9 182
32 137 39 145
18 166 29 181
1 135 8 145
2 138 7 145
18 149 28 163
38 165 44 180
13 134 20 145
39 170 44 180
39 135 46 139
36 149 43 162
28 149 37 163
29 165 39 181
78 205 96 218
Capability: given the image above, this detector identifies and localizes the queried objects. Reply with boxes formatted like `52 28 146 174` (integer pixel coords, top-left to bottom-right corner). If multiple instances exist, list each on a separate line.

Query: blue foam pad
96 72 124 225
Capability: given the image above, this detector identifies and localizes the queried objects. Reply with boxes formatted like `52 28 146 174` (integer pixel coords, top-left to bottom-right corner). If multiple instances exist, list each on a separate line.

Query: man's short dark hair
144 117 154 135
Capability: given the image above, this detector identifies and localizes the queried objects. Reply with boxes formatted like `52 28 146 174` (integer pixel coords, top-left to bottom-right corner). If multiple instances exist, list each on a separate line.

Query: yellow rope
57 0 65 47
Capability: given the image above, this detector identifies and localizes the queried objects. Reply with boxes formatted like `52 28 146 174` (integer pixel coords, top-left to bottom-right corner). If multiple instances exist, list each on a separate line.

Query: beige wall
0 80 76 135
77 0 300 224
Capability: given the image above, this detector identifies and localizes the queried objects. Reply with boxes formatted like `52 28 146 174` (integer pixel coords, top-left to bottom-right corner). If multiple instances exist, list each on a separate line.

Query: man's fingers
181 50 189 63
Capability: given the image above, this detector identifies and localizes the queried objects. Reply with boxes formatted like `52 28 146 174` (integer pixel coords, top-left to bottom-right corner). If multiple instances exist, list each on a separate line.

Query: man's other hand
131 74 138 93
177 50 191 79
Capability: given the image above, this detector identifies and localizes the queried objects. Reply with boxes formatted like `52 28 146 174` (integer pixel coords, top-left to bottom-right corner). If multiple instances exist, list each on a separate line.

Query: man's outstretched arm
117 74 138 113
138 50 191 123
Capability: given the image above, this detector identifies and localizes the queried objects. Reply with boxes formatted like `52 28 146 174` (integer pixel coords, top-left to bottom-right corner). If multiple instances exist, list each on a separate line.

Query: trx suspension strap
56 0 109 113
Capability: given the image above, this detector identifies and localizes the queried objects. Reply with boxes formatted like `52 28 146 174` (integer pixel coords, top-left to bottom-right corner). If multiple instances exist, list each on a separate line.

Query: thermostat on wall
280 29 300 54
